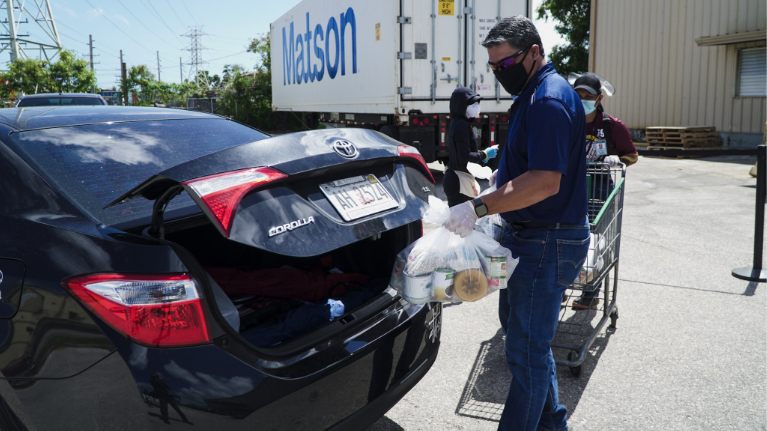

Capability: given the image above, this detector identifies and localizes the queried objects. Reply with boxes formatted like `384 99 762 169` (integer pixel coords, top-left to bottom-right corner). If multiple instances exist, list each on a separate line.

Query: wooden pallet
646 126 720 147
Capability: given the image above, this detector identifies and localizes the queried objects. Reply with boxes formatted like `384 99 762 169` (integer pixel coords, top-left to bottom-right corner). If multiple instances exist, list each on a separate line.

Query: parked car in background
14 93 108 107
0 106 440 430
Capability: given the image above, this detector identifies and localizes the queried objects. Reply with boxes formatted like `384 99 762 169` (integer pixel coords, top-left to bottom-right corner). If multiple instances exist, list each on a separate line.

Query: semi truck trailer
270 0 532 166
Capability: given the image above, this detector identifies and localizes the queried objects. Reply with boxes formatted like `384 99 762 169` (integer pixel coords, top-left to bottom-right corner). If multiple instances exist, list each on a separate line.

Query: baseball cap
567 72 615 96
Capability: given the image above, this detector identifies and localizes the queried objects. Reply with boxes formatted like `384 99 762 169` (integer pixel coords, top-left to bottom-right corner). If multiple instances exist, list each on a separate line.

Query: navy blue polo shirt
496 62 588 224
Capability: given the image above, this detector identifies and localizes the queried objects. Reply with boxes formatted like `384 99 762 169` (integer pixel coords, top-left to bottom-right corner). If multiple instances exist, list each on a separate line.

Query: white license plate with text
320 175 398 221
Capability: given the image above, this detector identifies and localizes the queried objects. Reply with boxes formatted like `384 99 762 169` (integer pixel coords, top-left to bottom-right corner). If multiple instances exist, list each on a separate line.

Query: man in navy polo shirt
443 16 589 431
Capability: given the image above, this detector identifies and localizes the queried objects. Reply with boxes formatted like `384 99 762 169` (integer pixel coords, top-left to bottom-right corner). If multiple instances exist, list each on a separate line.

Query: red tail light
398 145 435 183
184 167 288 237
412 118 420 125
423 117 430 125
501 116 508 122
64 273 211 347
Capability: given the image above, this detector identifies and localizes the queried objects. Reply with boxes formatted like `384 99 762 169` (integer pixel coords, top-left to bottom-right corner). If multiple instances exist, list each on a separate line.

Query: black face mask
493 50 534 96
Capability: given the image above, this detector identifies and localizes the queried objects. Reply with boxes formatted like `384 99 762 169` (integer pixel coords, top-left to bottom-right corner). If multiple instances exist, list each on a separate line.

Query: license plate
320 175 398 221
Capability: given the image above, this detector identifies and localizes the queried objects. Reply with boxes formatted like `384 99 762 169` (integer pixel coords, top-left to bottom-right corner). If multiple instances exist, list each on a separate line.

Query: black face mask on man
492 50 534 97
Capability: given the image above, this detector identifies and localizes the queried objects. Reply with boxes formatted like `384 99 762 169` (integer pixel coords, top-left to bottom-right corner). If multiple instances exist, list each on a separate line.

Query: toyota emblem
331 140 359 159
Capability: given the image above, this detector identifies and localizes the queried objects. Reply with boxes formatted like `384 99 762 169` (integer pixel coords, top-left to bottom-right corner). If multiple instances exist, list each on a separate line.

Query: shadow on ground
452 290 618 425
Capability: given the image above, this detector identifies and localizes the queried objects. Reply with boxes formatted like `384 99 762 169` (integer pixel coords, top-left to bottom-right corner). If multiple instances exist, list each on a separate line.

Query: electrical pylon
183 26 207 88
0 0 62 64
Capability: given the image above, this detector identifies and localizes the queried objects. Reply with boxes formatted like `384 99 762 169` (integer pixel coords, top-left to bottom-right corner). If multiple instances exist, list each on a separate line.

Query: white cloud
114 13 130 26
57 5 78 18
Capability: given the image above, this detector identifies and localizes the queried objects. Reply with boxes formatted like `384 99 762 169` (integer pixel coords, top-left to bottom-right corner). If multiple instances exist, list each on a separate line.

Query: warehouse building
588 0 766 147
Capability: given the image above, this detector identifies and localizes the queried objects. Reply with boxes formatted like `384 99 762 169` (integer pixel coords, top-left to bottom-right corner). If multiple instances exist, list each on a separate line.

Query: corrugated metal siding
590 0 766 134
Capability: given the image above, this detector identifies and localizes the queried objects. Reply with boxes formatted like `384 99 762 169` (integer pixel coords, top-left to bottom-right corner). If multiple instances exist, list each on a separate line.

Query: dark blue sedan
0 107 440 430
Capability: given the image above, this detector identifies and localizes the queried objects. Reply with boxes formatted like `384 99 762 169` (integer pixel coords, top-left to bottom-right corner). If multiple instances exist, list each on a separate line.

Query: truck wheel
379 125 400 141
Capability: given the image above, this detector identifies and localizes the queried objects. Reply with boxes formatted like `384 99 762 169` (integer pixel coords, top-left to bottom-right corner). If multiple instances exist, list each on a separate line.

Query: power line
206 51 247 63
57 20 117 51
82 0 155 54
180 1 198 26
165 0 187 28
115 0 183 50
138 0 185 46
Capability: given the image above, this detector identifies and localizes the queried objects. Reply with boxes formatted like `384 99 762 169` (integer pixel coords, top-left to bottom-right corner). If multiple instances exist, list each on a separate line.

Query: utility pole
89 35 94 93
180 57 183 82
156 51 161 82
120 49 128 106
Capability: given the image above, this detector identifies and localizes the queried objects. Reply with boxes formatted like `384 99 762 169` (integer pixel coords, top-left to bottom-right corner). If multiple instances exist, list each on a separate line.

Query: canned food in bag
403 272 432 304
432 268 455 301
486 255 507 288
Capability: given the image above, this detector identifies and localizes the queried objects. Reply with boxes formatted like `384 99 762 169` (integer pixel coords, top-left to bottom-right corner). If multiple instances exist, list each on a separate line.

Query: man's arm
610 116 638 166
480 169 562 215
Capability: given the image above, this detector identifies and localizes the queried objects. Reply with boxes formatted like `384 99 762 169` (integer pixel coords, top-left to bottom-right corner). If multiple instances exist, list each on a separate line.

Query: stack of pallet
645 126 722 151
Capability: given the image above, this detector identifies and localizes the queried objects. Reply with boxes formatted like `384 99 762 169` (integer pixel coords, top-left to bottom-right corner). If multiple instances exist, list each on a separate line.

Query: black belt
506 220 560 231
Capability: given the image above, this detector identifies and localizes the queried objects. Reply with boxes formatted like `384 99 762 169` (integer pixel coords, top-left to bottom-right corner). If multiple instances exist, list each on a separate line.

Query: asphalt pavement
368 155 766 431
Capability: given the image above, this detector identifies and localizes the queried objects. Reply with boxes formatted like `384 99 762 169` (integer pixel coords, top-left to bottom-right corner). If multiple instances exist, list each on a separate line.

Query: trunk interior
165 220 419 349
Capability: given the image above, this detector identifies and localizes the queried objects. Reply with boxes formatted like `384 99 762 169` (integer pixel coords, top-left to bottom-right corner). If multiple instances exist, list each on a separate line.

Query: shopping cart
554 161 625 377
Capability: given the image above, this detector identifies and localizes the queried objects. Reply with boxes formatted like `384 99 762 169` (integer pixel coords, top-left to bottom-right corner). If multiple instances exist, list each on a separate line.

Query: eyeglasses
488 47 529 71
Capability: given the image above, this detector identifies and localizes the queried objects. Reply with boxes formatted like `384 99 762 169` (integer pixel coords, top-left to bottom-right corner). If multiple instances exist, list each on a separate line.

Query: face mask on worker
582 100 597 115
466 102 481 118
492 49 534 96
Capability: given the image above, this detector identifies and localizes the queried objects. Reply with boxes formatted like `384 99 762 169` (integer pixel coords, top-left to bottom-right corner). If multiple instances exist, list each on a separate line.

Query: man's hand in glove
604 155 621 167
482 146 499 163
443 201 478 238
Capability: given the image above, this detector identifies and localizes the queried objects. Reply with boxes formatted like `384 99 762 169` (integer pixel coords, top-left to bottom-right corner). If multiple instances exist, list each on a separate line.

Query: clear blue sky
36 0 564 90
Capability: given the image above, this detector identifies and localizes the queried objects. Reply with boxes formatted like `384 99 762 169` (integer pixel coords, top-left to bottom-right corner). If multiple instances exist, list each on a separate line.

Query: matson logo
269 216 315 237
281 8 357 85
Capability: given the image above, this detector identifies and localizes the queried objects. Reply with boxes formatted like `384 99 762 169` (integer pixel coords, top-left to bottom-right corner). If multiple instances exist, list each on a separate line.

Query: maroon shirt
585 112 638 165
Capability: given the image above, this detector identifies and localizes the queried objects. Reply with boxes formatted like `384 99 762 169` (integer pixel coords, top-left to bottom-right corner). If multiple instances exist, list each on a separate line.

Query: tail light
398 144 435 183
412 117 420 125
64 273 211 347
183 167 288 237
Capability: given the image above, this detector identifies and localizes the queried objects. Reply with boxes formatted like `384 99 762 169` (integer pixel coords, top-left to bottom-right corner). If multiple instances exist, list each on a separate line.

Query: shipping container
271 0 532 165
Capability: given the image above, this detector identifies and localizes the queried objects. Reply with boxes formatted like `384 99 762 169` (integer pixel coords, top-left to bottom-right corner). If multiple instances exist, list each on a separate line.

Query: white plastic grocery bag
474 184 504 242
390 197 518 304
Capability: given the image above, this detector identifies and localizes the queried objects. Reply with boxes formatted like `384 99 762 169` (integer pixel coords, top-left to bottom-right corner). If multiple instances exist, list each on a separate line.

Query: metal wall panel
590 0 766 135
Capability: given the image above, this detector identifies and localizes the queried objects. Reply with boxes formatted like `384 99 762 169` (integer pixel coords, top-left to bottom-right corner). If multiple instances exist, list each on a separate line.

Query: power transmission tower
0 0 62 65
183 26 207 88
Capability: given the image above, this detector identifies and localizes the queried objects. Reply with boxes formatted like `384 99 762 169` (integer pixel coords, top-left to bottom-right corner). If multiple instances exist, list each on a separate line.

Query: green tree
0 50 96 100
217 34 302 132
537 0 590 75
49 50 96 93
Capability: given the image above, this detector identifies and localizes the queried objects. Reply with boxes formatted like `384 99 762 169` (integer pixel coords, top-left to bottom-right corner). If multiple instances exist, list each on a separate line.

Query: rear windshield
17 97 105 107
10 119 269 226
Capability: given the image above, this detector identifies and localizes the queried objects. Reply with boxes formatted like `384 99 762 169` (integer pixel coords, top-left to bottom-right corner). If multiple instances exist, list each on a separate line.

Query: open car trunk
165 220 421 349
108 129 434 351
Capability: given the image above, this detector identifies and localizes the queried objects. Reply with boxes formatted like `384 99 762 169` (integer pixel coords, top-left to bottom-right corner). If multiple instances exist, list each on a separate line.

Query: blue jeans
497 221 590 431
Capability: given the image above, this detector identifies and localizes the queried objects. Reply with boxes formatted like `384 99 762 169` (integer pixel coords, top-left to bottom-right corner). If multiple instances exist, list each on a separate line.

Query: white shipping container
271 0 531 116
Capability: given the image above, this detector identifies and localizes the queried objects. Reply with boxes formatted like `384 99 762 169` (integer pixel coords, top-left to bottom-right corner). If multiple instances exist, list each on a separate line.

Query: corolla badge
269 216 315 237
331 140 359 159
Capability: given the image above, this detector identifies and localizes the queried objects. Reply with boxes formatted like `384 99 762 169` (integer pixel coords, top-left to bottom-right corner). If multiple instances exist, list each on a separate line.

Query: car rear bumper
327 338 438 431
5 302 441 431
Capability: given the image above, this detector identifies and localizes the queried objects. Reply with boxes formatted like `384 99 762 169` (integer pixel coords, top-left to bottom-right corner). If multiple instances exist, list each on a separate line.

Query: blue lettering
340 8 357 76
282 8 356 85
305 13 315 82
295 33 305 84
281 23 295 85
326 17 339 79
314 23 325 81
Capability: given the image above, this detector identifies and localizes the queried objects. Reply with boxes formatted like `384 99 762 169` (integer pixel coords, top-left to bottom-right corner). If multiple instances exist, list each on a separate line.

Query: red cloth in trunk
205 267 371 303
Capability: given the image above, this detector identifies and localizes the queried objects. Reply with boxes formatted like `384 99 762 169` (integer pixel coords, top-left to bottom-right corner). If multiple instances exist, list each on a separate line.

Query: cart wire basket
554 162 626 377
